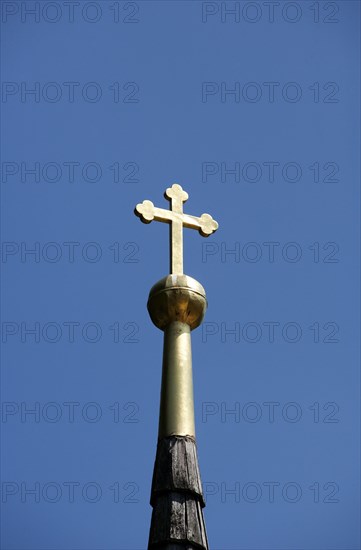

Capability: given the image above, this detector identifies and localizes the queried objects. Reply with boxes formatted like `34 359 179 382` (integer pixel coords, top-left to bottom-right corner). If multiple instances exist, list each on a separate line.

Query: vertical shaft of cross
169 217 183 274
168 185 186 274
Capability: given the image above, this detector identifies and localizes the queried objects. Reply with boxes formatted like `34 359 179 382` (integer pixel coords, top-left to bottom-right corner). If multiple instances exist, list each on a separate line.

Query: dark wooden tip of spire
148 436 209 550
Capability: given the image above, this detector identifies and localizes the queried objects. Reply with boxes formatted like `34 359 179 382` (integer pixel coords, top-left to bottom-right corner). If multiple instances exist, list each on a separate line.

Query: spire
135 185 219 549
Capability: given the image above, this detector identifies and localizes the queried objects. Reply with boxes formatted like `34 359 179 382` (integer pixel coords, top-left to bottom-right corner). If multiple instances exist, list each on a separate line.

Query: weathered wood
148 436 208 549
150 436 205 505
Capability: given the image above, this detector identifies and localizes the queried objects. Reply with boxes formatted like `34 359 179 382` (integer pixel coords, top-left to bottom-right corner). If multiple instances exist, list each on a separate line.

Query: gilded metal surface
135 184 218 274
158 321 195 438
134 185 219 438
147 274 207 331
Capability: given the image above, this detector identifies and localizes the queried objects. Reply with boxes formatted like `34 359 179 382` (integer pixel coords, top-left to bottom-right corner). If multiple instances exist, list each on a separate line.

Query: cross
135 184 219 274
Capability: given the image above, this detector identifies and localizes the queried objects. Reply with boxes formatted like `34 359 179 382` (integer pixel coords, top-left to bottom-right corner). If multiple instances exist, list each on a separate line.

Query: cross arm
180 212 218 237
135 200 218 237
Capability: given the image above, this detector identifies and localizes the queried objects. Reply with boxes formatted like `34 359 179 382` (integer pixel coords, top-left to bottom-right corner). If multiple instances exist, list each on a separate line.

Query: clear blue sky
1 1 360 548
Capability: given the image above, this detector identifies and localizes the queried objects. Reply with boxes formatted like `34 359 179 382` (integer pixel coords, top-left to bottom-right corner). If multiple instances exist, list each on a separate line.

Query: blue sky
1 1 360 548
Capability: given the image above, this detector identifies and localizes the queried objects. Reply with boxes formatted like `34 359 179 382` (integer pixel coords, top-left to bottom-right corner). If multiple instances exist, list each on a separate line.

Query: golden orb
147 274 207 331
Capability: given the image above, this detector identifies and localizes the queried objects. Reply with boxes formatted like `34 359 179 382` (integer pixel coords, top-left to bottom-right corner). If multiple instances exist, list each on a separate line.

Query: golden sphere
147 274 207 331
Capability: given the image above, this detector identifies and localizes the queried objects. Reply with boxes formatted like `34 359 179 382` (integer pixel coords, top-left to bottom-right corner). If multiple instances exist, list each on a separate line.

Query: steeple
135 184 218 548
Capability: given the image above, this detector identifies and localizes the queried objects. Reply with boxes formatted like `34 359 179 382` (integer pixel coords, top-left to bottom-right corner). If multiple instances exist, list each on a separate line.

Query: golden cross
135 184 219 274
